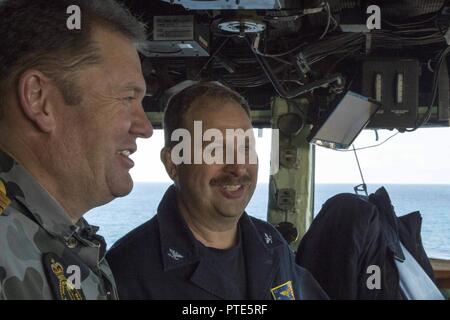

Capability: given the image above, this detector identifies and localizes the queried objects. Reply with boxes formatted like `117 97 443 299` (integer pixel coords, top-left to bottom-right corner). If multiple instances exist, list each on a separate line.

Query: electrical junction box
362 59 420 129
140 15 210 58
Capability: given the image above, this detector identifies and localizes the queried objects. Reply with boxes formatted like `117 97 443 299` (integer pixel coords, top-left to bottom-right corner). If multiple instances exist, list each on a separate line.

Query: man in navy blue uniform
107 82 327 300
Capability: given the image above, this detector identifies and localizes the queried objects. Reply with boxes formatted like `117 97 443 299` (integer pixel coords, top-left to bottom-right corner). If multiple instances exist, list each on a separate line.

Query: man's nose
131 103 153 139
223 163 248 177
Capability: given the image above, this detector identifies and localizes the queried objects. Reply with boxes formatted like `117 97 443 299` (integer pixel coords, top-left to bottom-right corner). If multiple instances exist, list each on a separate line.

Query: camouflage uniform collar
0 149 80 241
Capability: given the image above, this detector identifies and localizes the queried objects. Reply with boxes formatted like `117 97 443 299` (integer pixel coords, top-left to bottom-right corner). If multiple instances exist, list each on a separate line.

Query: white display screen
310 91 380 149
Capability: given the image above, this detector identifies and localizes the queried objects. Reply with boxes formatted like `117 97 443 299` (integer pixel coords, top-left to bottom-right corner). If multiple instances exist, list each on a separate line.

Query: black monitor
309 91 380 150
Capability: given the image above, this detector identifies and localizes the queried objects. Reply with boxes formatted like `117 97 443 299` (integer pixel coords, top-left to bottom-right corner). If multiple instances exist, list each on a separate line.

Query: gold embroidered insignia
271 281 296 300
50 258 84 300
42 253 86 300
0 180 11 215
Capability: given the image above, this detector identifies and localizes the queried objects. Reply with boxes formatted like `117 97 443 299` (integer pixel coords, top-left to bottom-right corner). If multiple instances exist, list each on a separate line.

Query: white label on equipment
154 16 194 41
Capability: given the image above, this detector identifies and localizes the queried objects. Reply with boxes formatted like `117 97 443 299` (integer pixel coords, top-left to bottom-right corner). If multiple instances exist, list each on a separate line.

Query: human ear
160 147 178 182
18 70 55 133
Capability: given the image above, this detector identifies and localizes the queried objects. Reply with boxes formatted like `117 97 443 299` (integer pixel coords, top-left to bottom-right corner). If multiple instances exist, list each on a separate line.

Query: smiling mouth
117 149 135 168
215 184 250 200
222 184 242 192
118 150 132 157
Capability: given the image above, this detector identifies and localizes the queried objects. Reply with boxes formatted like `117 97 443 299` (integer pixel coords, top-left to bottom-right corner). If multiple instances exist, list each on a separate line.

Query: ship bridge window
314 128 450 259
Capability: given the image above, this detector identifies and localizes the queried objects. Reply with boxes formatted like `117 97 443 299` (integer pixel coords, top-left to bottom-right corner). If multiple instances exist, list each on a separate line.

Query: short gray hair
0 0 147 118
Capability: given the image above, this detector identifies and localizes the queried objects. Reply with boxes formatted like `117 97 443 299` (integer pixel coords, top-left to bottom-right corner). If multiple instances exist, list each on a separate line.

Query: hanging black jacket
107 186 328 300
296 187 436 300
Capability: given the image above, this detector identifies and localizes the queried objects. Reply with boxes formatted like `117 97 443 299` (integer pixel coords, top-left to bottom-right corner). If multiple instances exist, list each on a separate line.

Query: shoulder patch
42 253 86 300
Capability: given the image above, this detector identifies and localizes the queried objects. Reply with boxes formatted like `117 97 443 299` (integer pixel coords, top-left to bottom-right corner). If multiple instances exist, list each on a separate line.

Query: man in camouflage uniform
0 0 153 300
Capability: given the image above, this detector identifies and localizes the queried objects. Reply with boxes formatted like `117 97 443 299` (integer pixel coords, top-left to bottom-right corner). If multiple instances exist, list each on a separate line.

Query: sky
129 127 450 184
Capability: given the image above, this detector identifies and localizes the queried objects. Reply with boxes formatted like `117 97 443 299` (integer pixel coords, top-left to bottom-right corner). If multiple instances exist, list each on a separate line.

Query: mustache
210 175 252 186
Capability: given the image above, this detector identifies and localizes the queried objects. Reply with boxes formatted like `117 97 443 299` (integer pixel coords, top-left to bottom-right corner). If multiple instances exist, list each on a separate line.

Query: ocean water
86 183 450 259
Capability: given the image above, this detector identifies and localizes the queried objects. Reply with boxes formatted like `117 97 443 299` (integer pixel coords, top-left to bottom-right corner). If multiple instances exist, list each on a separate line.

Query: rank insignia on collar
264 233 273 244
42 253 86 300
0 180 11 215
271 281 296 300
168 248 184 261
